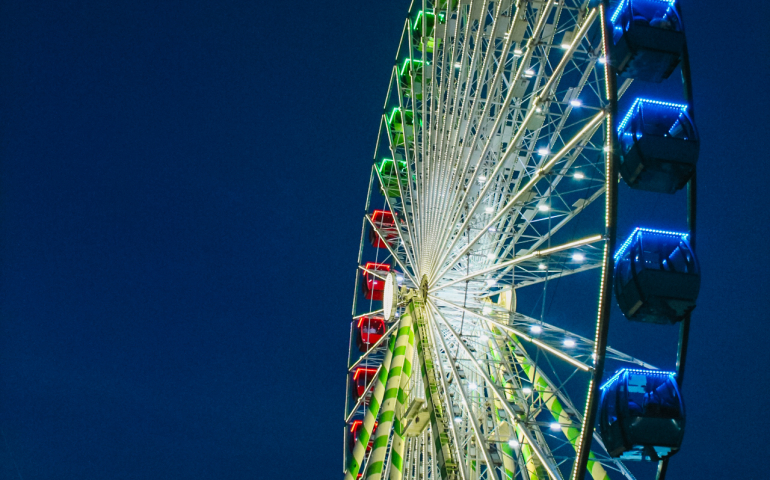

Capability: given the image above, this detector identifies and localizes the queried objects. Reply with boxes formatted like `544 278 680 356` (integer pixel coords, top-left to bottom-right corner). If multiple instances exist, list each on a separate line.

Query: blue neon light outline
613 227 689 261
600 368 677 391
617 98 689 135
610 0 678 25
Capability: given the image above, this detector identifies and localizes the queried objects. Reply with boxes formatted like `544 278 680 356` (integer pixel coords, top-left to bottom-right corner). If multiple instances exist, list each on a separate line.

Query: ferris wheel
344 1 701 479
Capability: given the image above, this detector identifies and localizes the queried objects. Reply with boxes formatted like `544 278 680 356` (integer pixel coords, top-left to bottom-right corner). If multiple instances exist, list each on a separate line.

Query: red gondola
352 367 378 401
356 317 386 352
361 262 390 300
348 420 378 452
369 210 399 249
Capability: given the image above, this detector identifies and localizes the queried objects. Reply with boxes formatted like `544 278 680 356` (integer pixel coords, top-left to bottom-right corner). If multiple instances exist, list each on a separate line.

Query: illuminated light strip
617 98 689 134
399 58 426 77
386 107 409 126
599 368 676 391
572 7 614 480
430 235 604 293
610 0 677 24
613 227 689 260
376 159 408 174
353 367 379 380
359 267 388 281
429 296 592 372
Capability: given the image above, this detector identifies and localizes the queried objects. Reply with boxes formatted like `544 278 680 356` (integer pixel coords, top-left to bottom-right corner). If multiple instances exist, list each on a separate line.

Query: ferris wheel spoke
430 3 514 246
388 61 425 267
428 301 564 480
430 7 600 278
382 115 422 271
480 311 623 480
432 110 606 286
432 234 603 293
429 4 560 274
371 186 420 279
414 301 468 480
425 300 497 476
431 296 591 373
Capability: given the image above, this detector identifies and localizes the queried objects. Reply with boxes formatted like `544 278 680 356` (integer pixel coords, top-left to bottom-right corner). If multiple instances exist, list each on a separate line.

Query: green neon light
376 159 408 174
387 107 415 126
399 58 425 76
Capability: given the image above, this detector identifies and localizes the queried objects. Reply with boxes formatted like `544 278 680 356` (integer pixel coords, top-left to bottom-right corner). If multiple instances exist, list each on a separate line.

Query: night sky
0 1 767 478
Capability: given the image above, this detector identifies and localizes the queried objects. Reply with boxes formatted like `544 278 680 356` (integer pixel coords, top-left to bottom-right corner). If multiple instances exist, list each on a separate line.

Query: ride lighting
486 279 497 286
538 204 550 212
508 439 520 448
485 206 494 213
454 417 463 423
537 148 550 156
574 172 585 179
486 253 495 260
469 383 478 391
598 56 607 64
479 335 489 342
522 387 532 395
572 253 585 262
563 339 576 348
570 99 582 107
614 227 688 261
489 227 497 232
610 0 676 24
550 423 561 431
524 68 535 77
514 49 523 55
600 368 677 391
478 175 487 184
618 98 688 135
530 325 542 334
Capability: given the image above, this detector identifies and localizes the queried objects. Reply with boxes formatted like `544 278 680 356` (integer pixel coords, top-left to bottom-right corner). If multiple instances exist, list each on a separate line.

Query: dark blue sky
0 1 767 478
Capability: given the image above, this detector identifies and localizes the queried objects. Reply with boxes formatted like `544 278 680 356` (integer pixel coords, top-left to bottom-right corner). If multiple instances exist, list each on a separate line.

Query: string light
600 368 677 391
618 98 688 134
614 227 689 260
611 0 677 24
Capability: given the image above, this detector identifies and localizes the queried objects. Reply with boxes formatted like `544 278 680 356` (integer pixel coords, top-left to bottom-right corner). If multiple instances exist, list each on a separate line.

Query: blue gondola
618 99 699 193
610 0 684 82
599 369 685 461
614 228 700 323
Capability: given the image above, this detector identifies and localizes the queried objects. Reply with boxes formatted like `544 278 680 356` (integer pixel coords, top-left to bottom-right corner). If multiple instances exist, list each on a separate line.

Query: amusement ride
344 0 700 479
